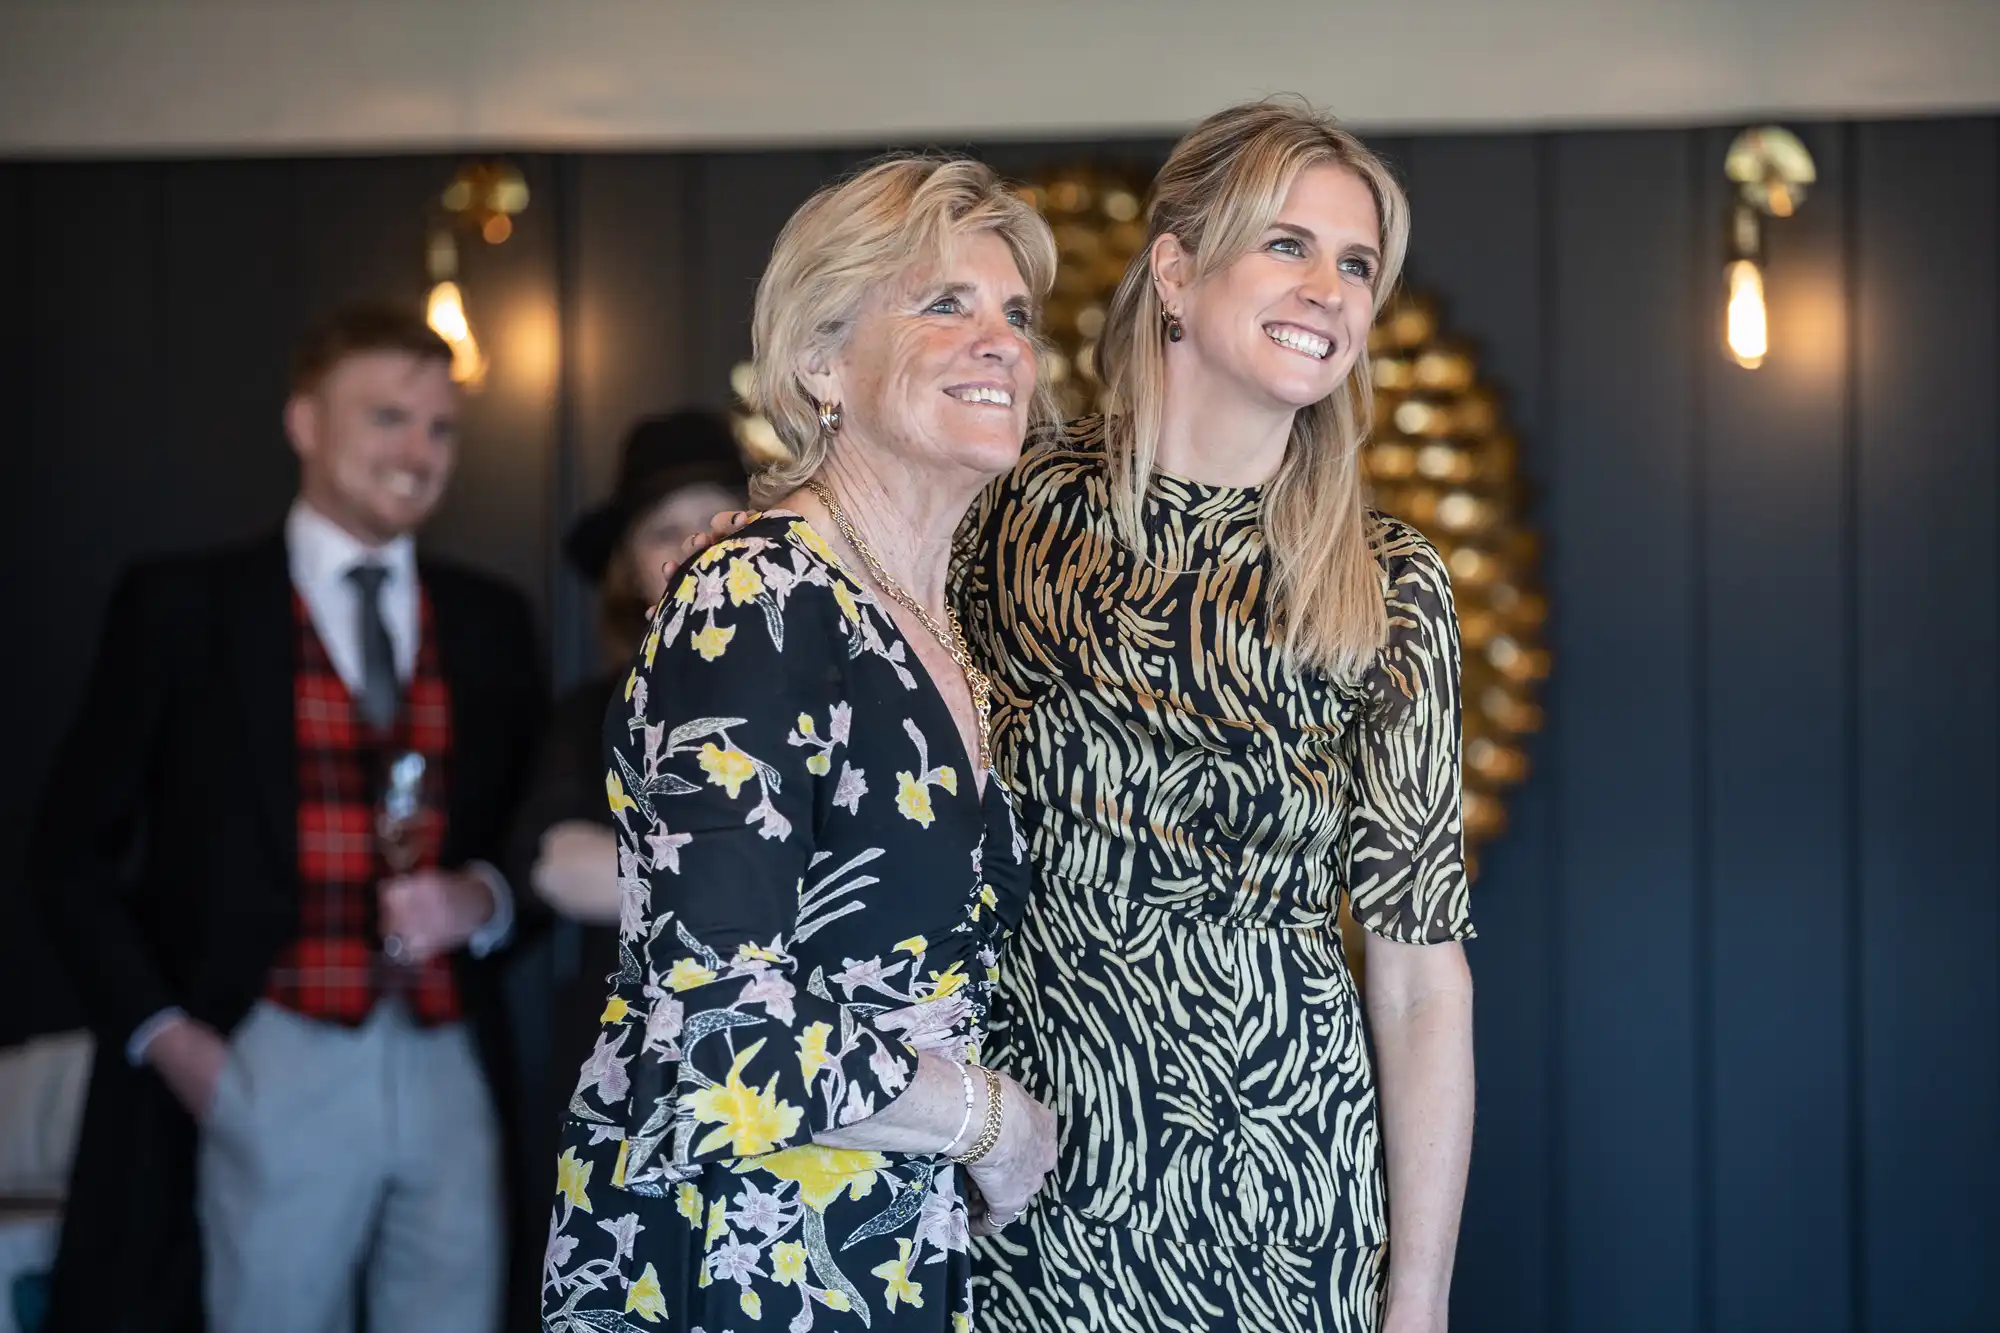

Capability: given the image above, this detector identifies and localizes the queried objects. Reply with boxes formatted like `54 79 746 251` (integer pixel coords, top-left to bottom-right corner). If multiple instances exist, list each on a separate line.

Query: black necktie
345 562 400 730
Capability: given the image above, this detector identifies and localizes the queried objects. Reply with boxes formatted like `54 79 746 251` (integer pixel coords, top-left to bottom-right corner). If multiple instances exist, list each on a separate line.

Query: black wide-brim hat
564 409 750 583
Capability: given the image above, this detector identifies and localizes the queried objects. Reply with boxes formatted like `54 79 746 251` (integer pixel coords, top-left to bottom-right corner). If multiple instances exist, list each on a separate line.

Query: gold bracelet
949 1064 1006 1165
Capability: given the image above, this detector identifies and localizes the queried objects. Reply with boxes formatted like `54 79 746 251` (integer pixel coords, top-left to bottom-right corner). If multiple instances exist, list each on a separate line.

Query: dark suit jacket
28 529 547 1333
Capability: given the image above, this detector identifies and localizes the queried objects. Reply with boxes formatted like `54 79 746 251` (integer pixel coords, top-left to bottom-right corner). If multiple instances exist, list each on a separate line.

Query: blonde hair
748 154 1060 506
1099 96 1411 680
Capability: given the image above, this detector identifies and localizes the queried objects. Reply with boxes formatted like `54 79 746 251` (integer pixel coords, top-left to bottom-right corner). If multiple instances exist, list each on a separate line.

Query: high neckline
1140 468 1265 566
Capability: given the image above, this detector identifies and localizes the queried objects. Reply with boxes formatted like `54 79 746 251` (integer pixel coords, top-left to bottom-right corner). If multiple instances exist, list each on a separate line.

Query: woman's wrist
949 1064 1006 1164
940 1059 979 1156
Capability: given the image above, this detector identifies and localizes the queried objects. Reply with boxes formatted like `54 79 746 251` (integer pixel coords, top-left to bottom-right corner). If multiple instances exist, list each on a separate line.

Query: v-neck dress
540 514 1031 1333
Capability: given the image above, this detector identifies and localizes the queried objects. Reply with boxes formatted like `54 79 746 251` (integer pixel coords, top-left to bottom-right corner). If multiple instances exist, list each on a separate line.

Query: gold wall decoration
728 161 1550 882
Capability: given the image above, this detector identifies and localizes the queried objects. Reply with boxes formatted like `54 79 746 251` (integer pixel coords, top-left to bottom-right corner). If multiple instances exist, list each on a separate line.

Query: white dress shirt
125 501 513 1064
286 499 421 692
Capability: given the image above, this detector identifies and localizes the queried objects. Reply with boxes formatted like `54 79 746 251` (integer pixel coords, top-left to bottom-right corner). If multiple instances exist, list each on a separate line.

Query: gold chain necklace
803 479 992 771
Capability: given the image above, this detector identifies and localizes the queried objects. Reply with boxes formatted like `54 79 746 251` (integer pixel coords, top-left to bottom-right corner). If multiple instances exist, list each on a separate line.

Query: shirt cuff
126 1006 188 1067
465 860 514 957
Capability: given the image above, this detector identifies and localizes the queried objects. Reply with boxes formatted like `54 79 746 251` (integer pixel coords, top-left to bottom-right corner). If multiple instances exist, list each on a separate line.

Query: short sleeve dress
539 515 1031 1333
957 419 1474 1333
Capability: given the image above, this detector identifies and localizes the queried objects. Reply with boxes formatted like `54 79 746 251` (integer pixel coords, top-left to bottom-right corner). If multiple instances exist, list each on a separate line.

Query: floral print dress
541 515 1031 1333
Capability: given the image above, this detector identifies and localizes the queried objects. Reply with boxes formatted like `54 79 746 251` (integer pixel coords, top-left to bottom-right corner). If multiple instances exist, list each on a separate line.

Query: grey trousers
196 1000 503 1333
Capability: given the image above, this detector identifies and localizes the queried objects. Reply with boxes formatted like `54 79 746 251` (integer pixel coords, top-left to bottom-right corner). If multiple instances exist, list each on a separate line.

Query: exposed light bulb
425 280 487 388
1724 259 1767 369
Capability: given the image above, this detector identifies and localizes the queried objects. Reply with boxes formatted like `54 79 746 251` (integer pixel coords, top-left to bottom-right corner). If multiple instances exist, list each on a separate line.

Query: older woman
539 157 1060 1333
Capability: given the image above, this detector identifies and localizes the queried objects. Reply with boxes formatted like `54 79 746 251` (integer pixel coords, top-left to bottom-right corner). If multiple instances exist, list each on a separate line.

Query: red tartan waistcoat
263 589 462 1025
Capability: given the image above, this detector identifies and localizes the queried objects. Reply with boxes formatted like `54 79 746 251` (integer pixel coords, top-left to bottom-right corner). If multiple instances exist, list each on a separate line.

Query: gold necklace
803 478 992 772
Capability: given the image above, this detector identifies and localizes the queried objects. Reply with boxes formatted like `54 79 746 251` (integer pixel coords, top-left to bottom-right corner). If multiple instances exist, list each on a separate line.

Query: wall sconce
424 161 529 390
1721 126 1816 370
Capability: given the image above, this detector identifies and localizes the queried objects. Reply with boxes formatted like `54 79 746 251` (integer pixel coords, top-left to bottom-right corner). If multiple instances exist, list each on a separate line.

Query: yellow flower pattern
554 1147 592 1214
796 1021 832 1085
697 742 755 798
625 1262 667 1322
540 516 1030 1330
831 580 862 625
689 620 735 661
725 556 765 606
771 1241 807 1285
749 1144 888 1212
894 772 935 827
664 957 716 992
872 1239 924 1311
687 1040 805 1158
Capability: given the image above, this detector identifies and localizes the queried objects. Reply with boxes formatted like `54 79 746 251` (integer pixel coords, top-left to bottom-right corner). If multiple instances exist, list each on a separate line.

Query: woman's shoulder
1019 414 1106 477
654 511 852 655
986 415 1108 520
1368 509 1449 588
1363 510 1459 677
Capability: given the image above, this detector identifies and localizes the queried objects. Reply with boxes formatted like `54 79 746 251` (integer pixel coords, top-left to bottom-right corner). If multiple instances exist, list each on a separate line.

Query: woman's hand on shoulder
672 510 756 575
964 1071 1057 1236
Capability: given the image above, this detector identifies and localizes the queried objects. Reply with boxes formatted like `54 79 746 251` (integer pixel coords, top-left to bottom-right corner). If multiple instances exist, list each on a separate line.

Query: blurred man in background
29 301 546 1333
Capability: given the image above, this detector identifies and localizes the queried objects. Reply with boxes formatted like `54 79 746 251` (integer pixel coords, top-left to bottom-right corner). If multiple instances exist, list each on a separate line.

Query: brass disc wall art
1019 164 1550 879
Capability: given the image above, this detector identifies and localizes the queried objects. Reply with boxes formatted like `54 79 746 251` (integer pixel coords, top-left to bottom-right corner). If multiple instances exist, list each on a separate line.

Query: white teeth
385 472 422 499
1266 325 1331 359
951 386 1014 406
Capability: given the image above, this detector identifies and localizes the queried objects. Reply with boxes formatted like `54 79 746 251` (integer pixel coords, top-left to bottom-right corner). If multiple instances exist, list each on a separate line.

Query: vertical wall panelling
1853 117 2000 1332
0 162 78 1043
428 153 563 612
158 159 302 546
1400 131 1557 1333
689 151 854 407
21 163 168 928
557 153 699 686
1698 121 1856 1333
1548 130 1703 1333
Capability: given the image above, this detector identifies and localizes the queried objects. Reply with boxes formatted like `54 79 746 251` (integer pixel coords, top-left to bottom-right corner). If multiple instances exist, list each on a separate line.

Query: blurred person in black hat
506 408 748 1178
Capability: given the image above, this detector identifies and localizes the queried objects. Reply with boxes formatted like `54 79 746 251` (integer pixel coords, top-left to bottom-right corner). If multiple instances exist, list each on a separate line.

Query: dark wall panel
557 153 700 681
0 162 74 1045
21 164 169 884
1698 121 1857 1333
157 159 301 546
688 150 851 407
433 152 563 618
1853 117 2000 1332
1401 131 1557 1333
1548 129 1702 1333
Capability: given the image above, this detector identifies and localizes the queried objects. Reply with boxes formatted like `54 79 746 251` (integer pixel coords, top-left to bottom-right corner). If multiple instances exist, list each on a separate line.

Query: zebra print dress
955 419 1474 1332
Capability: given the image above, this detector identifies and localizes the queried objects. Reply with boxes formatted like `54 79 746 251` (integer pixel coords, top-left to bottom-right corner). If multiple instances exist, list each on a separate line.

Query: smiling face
286 350 459 544
1161 163 1383 416
805 229 1038 489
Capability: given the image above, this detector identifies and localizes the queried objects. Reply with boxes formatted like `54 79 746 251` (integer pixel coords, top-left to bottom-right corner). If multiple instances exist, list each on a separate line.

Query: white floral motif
833 762 868 815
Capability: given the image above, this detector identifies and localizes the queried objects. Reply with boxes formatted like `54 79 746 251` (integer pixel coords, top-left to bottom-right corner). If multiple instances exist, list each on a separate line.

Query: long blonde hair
749 154 1060 507
1098 97 1410 680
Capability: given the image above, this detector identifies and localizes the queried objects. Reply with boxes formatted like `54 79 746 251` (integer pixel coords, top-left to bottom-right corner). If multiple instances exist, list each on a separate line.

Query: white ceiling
2 0 1996 155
